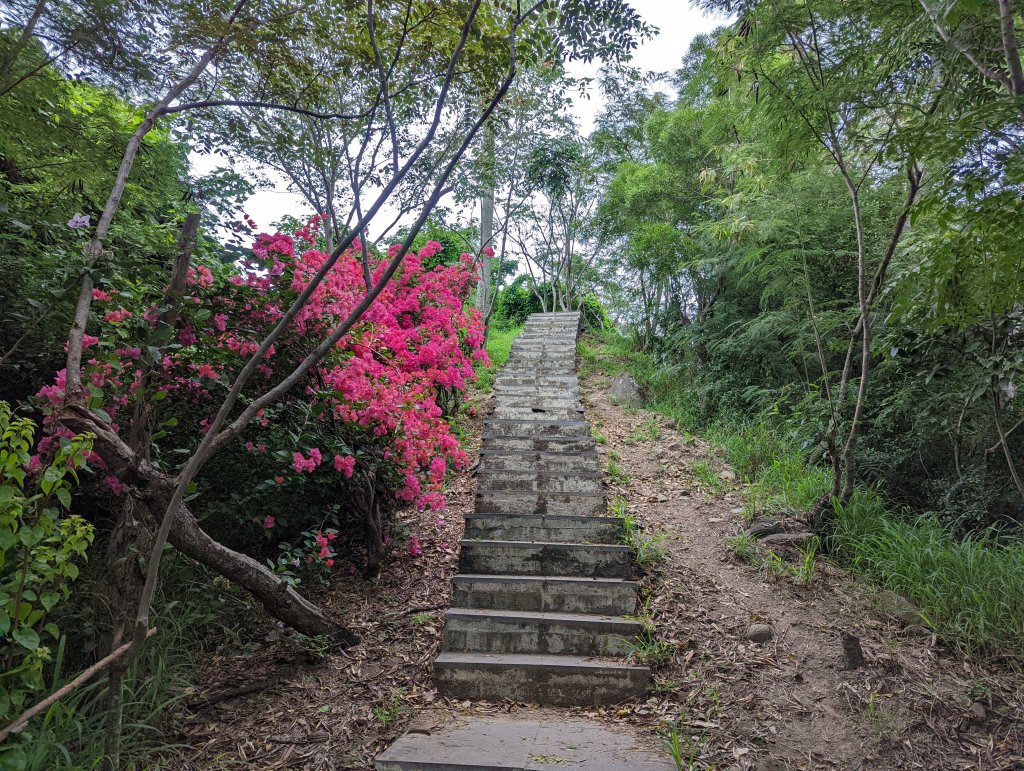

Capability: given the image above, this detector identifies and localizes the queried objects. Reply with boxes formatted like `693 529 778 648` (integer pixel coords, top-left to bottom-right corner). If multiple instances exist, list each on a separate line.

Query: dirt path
579 364 1024 770
173 407 484 769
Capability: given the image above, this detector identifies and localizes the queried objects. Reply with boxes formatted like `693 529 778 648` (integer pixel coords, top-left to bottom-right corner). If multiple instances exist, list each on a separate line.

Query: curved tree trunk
62 404 356 643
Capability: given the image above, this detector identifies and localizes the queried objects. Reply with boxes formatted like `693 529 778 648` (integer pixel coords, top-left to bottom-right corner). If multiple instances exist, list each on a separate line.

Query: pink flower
103 308 131 323
213 313 228 332
92 289 112 301
274 476 284 484
196 363 217 379
407 536 422 557
291 451 321 473
105 476 125 495
262 515 276 529
334 454 355 477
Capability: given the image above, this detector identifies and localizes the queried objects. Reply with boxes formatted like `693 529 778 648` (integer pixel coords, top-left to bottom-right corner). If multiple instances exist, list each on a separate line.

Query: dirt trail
579 364 1024 770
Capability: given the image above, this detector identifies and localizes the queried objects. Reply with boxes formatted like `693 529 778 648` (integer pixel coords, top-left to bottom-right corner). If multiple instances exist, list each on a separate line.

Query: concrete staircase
433 311 650 706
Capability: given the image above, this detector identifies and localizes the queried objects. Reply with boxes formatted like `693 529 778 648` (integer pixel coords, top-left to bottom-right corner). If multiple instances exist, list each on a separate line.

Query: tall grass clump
832 491 1024 661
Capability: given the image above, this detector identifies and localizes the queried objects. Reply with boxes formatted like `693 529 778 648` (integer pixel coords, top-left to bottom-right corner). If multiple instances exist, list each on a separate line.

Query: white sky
194 1 724 235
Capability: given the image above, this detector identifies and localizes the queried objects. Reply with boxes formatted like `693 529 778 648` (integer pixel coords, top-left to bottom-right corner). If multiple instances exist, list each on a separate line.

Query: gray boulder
608 373 642 406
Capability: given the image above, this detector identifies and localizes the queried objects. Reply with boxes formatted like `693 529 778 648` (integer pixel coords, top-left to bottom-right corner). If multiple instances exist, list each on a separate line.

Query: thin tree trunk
476 122 496 311
998 0 1024 97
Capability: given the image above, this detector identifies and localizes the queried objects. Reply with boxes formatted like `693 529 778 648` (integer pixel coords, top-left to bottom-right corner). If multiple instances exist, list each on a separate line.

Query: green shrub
0 403 94 742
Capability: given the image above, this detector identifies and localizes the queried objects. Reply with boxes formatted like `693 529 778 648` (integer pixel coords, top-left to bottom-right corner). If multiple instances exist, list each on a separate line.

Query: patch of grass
607 456 630 486
852 691 901 742
725 531 757 562
689 460 724 494
371 689 408 728
626 632 674 667
832 492 1024 660
7 560 224 770
592 429 608 445
614 502 668 567
661 723 705 771
409 611 433 625
625 416 661 445
475 324 522 392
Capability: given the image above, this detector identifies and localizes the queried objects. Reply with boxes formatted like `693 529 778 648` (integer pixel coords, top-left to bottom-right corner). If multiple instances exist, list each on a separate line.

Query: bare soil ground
578 365 1024 771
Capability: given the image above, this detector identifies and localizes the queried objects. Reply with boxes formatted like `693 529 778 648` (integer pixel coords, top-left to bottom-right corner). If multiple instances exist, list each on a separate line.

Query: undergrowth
582 329 1024 662
476 324 523 393
7 559 245 769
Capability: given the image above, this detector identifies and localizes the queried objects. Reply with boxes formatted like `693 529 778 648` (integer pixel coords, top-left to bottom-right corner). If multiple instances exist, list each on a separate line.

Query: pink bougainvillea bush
35 216 488 575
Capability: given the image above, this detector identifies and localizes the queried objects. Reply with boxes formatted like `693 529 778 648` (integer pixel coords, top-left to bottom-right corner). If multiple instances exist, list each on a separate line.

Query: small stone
719 469 737 482
746 623 773 643
969 701 986 722
608 373 642 406
760 532 813 547
745 519 784 538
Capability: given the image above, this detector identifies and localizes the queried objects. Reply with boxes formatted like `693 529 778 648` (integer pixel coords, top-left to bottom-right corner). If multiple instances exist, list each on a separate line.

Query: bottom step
433 652 649 706
376 716 675 770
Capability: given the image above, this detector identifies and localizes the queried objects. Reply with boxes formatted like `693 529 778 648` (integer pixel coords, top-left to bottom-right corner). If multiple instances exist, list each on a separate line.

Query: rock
759 532 814 547
608 373 642 406
968 701 987 723
745 519 784 538
719 469 737 482
746 623 773 643
841 631 865 669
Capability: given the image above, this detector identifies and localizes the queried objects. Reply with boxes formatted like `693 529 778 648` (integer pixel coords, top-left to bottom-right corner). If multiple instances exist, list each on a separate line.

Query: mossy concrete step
491 406 586 421
483 419 591 438
442 608 641 656
464 513 620 543
432 652 649 706
478 449 600 473
481 436 597 454
474 489 606 515
452 574 637 615
459 540 632 578
475 470 603 494
494 373 579 385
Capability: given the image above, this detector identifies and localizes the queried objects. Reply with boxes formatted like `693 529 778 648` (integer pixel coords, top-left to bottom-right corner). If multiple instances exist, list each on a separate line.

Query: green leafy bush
0 403 94 729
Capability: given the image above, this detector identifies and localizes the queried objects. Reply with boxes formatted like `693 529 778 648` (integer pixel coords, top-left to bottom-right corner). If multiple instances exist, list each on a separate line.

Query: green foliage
832 493 1024 660
0 403 94 730
475 324 523 394
613 499 667 567
6 559 235 769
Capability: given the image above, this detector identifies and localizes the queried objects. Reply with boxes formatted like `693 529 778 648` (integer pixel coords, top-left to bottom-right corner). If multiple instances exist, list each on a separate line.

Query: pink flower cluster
35 215 487 536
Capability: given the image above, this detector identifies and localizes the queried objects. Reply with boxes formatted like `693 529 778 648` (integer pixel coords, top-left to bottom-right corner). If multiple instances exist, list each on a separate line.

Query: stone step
443 608 641 657
481 436 596 454
492 389 581 401
376 716 676 771
464 513 621 543
452 574 637 614
483 419 591 438
494 373 579 384
474 490 606 515
459 540 632 578
478 450 600 473
433 652 649 706
491 406 586 421
492 394 582 406
474 470 604 494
